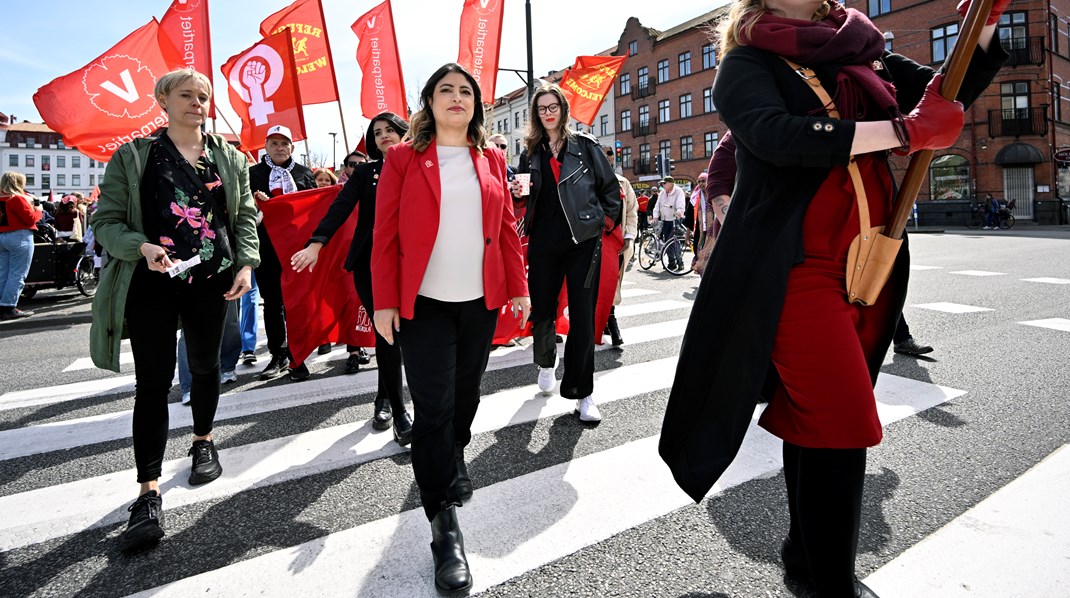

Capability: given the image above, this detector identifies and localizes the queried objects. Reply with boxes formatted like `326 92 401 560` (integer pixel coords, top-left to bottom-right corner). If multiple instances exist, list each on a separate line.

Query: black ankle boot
606 315 624 346
392 410 413 447
372 396 392 430
451 445 473 503
430 505 472 594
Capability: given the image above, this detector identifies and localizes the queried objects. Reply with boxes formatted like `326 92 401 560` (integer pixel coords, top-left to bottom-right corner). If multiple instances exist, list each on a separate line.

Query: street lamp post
329 132 338 170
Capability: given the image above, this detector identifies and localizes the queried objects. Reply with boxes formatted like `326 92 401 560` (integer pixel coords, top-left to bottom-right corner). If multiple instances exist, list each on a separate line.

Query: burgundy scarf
740 4 900 122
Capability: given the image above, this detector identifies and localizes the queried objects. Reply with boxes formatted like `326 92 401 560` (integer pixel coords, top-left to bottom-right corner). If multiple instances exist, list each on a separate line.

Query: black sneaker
356 347 371 365
258 355 290 380
241 350 257 365
289 362 310 382
119 490 164 552
344 353 361 375
188 439 223 485
317 343 332 355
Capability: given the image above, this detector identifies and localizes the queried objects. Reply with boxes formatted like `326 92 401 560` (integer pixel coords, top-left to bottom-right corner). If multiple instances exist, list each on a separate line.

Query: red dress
758 154 900 449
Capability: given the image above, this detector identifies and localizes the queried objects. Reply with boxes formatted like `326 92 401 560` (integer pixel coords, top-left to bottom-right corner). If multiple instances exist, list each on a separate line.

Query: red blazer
372 139 528 320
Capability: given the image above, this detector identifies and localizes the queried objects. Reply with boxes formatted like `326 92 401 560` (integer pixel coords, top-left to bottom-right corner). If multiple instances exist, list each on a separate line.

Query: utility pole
526 0 534 103
328 132 338 170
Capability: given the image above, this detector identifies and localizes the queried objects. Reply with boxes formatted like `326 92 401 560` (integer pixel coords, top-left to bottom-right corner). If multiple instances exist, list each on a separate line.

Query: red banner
258 184 376 366
352 0 408 119
33 20 171 162
558 55 628 126
457 0 505 104
221 30 306 153
159 0 215 116
259 0 339 106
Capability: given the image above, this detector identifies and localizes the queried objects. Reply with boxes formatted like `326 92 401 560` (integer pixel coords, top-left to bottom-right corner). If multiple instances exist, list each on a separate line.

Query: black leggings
127 263 230 483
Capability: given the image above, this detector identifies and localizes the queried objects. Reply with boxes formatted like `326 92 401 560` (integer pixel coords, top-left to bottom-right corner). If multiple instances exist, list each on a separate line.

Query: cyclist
652 176 686 271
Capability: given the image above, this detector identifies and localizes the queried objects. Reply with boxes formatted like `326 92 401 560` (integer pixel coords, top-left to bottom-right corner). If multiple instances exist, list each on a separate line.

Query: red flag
352 1 408 119
33 20 171 162
355 134 367 156
457 0 505 104
221 30 306 153
159 0 214 116
259 0 339 106
258 185 376 366
558 55 628 126
89 185 101 202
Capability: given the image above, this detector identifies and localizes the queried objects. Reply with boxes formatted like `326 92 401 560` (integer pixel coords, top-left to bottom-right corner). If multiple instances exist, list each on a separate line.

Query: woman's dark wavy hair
365 111 409 161
406 62 487 153
524 83 572 158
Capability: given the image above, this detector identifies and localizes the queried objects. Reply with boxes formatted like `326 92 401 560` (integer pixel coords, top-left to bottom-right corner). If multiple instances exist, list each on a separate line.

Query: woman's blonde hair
0 171 27 196
717 0 831 60
406 63 487 153
524 84 573 158
313 168 338 185
154 68 213 101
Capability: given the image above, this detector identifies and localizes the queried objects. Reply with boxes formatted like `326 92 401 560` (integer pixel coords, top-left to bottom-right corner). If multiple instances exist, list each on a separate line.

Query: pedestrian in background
602 145 638 346
0 171 42 320
313 168 338 188
89 68 260 553
512 83 621 422
660 0 1007 595
371 63 529 594
651 175 686 271
337 150 367 184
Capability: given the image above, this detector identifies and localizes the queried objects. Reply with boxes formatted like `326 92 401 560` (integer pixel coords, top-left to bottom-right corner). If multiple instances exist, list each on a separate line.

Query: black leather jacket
518 132 621 243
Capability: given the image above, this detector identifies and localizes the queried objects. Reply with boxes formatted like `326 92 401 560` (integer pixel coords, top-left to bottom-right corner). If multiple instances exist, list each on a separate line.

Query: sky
0 0 728 166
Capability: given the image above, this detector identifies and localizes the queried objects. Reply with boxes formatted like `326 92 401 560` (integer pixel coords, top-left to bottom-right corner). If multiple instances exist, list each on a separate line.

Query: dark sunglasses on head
346 162 359 167
496 143 508 150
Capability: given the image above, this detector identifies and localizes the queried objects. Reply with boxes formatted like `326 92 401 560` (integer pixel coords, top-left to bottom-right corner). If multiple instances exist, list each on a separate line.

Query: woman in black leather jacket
511 83 621 423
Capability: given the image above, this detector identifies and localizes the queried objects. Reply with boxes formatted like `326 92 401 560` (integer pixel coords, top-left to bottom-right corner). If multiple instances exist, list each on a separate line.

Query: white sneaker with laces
220 371 237 384
181 391 191 406
537 365 557 393
576 396 602 422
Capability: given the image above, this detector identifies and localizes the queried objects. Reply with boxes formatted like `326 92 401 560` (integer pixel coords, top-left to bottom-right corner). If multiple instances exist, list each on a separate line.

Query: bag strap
780 58 872 237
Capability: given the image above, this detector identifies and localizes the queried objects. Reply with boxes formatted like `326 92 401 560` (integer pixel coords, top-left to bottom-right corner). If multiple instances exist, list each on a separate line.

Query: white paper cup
515 173 531 196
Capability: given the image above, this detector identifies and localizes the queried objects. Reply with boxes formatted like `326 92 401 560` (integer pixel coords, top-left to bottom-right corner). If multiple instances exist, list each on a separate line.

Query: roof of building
650 7 726 42
0 122 56 133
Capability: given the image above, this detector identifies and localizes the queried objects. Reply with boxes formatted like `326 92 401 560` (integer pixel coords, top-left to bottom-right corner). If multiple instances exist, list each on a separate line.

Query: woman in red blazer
371 62 529 594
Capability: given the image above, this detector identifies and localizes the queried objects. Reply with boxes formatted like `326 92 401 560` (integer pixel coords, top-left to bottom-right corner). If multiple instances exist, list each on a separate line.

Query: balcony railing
634 159 653 175
631 79 657 100
1002 36 1044 67
989 107 1048 137
631 118 657 138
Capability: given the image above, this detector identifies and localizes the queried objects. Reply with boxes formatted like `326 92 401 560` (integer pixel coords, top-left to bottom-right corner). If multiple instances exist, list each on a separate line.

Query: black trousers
254 224 289 358
352 267 403 413
528 235 600 399
398 296 497 520
783 441 867 598
126 263 230 483
893 314 911 344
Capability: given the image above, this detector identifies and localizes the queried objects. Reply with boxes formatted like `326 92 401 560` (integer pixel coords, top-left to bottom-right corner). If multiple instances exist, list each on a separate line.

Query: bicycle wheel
966 212 983 229
661 237 693 276
76 255 98 297
637 233 658 270
1000 214 1015 229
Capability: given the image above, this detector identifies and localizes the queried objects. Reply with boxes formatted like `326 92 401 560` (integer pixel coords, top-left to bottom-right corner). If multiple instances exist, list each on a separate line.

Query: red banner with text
259 0 339 106
159 0 214 116
221 30 306 153
558 55 628 126
457 0 505 104
33 19 171 162
351 0 408 119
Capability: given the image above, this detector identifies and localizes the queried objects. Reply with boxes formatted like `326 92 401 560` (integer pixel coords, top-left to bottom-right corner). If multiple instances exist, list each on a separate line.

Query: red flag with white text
352 0 408 119
457 0 505 104
260 0 339 106
221 30 306 153
33 20 171 162
258 185 376 366
159 0 215 116
558 55 628 126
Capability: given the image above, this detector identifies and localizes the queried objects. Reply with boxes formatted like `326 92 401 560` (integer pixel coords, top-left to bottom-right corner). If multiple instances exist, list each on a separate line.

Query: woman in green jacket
89 68 260 553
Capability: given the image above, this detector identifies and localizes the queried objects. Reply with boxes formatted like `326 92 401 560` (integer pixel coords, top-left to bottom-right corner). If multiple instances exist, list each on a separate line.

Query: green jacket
89 132 260 372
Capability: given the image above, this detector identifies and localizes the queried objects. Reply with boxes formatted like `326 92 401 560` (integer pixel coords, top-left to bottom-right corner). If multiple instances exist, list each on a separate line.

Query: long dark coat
660 42 1009 503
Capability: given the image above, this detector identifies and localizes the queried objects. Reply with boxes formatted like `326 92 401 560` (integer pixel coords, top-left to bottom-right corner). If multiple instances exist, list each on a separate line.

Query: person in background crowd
313 168 338 188
695 130 737 277
512 84 621 423
651 175 686 271
372 63 529 594
291 111 414 445
602 145 638 346
54 196 84 241
488 133 516 178
0 171 42 320
636 190 651 232
249 124 317 382
982 192 1001 230
337 150 368 184
691 173 709 258
89 68 260 552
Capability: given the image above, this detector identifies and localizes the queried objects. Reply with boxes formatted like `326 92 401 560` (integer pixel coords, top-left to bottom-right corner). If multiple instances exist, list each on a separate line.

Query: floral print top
141 130 233 281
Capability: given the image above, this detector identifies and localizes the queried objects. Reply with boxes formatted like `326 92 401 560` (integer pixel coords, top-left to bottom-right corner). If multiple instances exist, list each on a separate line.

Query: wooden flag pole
887 0 995 238
214 109 257 162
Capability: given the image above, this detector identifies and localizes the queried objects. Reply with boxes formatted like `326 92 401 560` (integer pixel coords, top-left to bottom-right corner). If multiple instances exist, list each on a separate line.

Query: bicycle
966 198 1016 230
636 220 693 276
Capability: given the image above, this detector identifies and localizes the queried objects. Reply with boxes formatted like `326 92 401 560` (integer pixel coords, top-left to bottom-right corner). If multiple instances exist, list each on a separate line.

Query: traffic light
667 156 675 173
655 154 663 175
615 140 623 163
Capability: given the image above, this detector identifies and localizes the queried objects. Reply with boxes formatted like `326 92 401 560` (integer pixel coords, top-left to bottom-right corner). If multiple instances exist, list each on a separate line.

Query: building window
514 140 521 157
514 112 521 129
26 137 35 148
26 174 35 187
41 155 50 171
57 155 66 168
884 32 894 52
998 12 1028 51
868 0 890 17
523 109 528 124
658 140 671 160
638 105 650 125
629 40 638 56
678 52 692 77
8 155 16 167
72 155 81 168
620 73 631 95
679 94 693 118
680 136 694 160
658 99 671 123
703 88 716 113
26 155 35 167
621 109 632 131
1055 82 1063 122
600 114 609 136
90 174 96 186
1050 13 1060 55
932 23 959 63
73 174 81 186
42 174 50 190
704 131 719 156
639 143 650 166
929 154 970 200
638 66 649 87
57 174 66 186
622 147 632 168
1001 80 1031 115
702 44 717 69
657 59 670 83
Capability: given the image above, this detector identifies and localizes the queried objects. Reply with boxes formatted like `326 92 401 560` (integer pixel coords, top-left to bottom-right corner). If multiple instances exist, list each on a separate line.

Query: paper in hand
166 255 202 278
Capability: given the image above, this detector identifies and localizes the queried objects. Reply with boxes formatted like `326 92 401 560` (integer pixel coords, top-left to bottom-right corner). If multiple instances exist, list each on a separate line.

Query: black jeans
352 267 404 413
126 263 230 483
893 314 911 344
398 296 497 520
254 224 289 359
528 235 600 400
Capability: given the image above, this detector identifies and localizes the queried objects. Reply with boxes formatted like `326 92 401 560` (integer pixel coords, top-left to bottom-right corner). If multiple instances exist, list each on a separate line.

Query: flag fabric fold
558 55 628 126
221 30 306 153
351 0 408 119
259 0 339 106
457 0 505 104
159 0 215 116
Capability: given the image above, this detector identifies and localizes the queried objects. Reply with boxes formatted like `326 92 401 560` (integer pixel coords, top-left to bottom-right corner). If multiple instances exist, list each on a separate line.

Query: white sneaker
181 391 191 406
220 371 237 384
537 366 557 393
575 396 602 422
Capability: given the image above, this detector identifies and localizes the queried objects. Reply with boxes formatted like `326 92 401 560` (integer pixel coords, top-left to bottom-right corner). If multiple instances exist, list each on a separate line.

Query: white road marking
620 288 660 298
911 302 994 314
1021 277 1070 285
1019 318 1070 333
949 270 1006 277
909 265 943 271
